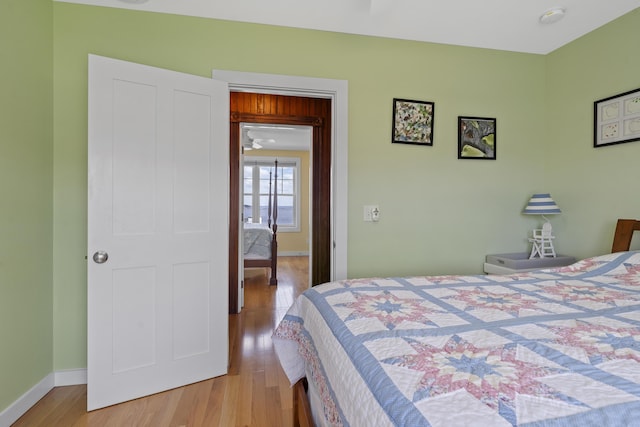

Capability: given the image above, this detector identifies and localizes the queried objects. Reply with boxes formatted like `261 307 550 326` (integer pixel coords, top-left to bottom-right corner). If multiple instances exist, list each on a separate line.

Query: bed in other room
243 159 280 286
244 222 277 285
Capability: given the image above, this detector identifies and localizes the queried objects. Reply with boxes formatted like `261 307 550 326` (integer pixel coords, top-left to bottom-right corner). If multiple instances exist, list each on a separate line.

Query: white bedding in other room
243 223 272 260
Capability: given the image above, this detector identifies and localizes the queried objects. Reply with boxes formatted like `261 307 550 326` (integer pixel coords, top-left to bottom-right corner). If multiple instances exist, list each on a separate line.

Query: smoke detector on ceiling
539 8 566 24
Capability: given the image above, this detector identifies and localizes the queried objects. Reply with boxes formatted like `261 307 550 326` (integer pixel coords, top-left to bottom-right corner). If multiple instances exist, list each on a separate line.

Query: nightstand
484 252 576 274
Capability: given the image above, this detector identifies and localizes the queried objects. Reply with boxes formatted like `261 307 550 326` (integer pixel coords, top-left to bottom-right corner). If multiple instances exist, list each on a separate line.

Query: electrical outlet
364 205 380 222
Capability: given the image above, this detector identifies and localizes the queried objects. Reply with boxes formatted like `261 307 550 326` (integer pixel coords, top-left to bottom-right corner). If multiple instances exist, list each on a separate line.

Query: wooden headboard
612 219 640 252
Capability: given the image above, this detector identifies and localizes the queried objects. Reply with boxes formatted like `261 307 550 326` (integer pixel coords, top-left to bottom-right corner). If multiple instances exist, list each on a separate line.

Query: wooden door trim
231 112 323 127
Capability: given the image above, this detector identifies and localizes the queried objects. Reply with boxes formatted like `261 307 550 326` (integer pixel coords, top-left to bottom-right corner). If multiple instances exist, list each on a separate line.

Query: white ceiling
58 0 640 54
241 123 312 152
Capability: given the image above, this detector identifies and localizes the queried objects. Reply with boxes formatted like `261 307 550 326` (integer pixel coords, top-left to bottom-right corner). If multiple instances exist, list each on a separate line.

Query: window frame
243 155 300 232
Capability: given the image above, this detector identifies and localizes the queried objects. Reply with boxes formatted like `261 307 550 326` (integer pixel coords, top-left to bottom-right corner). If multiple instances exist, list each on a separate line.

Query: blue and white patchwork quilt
273 251 640 426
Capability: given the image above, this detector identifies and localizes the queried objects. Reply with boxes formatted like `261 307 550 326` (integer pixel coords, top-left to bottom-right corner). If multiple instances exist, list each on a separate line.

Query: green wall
0 0 53 412
545 9 640 258
50 3 640 372
2 0 639 414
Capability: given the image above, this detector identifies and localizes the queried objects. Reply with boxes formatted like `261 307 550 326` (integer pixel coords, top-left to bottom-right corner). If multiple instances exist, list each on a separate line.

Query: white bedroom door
87 55 229 410
238 147 247 310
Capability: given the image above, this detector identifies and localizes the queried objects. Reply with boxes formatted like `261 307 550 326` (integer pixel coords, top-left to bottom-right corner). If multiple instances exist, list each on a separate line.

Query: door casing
214 70 349 314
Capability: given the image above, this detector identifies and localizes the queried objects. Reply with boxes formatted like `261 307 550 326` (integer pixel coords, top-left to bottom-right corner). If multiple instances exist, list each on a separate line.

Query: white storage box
484 252 576 274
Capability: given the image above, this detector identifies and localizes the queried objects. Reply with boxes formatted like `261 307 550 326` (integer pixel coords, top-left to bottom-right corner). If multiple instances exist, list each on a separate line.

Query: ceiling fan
243 138 262 151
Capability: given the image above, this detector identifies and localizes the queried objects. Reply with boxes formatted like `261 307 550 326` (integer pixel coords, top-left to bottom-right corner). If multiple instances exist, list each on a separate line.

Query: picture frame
458 116 496 160
594 87 640 148
392 98 434 146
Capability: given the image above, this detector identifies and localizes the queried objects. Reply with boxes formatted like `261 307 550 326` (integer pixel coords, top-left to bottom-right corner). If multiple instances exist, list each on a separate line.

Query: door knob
93 251 109 264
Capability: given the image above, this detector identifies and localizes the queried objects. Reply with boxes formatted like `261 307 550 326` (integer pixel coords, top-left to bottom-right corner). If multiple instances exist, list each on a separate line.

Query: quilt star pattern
273 251 640 426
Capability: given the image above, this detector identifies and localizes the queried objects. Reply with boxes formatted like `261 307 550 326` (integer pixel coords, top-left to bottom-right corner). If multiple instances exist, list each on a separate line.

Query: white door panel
88 55 229 410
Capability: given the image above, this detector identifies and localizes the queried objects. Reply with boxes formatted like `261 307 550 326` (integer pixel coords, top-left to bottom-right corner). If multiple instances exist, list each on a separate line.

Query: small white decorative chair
529 222 556 258
523 193 561 259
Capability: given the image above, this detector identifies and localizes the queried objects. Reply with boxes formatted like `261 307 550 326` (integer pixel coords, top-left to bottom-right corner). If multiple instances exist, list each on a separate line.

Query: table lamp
523 193 561 258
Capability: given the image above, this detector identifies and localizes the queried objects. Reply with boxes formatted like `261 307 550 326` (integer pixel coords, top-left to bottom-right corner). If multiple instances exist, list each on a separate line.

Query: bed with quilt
242 159 280 286
243 222 277 285
273 251 640 426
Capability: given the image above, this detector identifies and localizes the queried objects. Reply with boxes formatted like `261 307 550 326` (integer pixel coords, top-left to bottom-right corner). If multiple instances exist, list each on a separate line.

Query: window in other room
243 156 300 232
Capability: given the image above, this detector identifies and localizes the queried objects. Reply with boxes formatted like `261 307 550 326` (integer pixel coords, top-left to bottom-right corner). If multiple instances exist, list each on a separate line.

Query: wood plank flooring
12 256 309 427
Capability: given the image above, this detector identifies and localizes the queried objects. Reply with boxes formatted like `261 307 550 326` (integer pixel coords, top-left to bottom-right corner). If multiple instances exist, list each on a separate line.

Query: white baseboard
0 373 54 427
55 368 87 387
278 251 309 256
0 369 87 426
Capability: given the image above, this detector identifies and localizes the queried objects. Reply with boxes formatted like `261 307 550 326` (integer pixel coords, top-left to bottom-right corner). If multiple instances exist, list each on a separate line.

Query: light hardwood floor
12 256 309 427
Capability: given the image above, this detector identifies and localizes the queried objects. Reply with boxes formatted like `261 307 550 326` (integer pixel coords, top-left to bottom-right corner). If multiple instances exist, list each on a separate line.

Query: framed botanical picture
392 98 434 146
458 116 496 160
594 87 640 147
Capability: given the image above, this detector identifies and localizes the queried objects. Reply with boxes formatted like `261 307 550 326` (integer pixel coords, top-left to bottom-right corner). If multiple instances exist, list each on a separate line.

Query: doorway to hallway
228 93 332 314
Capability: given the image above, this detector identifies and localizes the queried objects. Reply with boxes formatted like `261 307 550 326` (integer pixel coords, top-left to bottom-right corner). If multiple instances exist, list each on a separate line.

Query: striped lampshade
523 193 561 215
